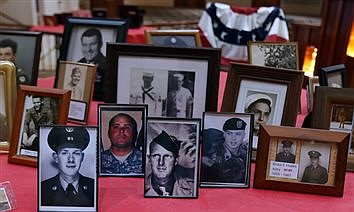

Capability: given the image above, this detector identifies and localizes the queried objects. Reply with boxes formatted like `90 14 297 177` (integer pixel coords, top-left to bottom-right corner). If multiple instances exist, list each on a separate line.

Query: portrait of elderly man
275 140 296 163
101 113 142 175
301 150 328 184
64 67 83 101
201 118 248 184
145 130 195 197
244 93 272 136
41 127 94 207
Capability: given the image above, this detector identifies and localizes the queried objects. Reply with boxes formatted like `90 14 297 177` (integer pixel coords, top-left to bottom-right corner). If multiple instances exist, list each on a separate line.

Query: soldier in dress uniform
41 126 94 207
301 150 328 184
275 140 296 163
130 72 163 116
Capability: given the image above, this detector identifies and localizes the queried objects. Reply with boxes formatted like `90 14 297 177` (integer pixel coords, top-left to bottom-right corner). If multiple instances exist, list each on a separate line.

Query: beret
308 150 321 158
245 93 272 111
281 140 293 148
151 130 180 156
223 118 246 131
48 126 90 152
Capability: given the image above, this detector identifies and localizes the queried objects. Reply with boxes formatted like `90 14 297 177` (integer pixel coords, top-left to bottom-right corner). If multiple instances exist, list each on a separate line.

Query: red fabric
230 6 258 14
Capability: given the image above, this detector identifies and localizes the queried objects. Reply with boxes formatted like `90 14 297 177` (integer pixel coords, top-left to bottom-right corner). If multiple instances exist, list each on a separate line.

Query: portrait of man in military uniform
39 126 97 211
275 140 296 163
301 150 328 184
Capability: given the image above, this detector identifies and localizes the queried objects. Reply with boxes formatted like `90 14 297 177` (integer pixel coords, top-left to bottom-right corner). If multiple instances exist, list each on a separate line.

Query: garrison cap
48 126 90 152
308 150 321 159
281 140 293 148
150 130 180 156
223 118 247 131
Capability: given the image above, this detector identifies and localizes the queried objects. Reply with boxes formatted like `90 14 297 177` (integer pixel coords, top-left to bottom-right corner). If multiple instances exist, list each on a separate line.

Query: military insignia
236 120 243 128
67 136 74 141
83 185 88 190
51 186 57 191
65 127 74 133
170 37 177 44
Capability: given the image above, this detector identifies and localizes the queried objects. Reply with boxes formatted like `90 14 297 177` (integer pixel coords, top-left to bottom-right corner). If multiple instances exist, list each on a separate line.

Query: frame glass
8 85 71 167
55 61 97 124
200 112 253 188
311 86 354 171
221 63 304 151
247 41 299 70
98 104 147 177
318 64 348 88
0 30 42 85
38 126 98 212
144 117 201 198
105 43 221 119
58 17 129 101
254 125 349 197
0 61 17 152
145 29 202 47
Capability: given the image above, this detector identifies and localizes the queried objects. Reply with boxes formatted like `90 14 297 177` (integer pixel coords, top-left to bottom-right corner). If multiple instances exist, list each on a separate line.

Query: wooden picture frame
145 29 202 47
55 61 97 124
105 43 221 119
311 86 354 171
307 76 320 112
200 112 253 188
144 117 201 198
38 126 98 211
0 61 17 152
221 63 304 150
0 30 42 85
98 104 147 177
247 41 299 70
58 17 129 101
318 64 348 88
254 125 349 197
8 85 71 167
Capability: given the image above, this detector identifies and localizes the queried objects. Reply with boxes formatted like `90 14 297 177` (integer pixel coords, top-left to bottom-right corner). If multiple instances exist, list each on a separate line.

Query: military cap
308 150 321 158
47 126 90 152
143 72 154 78
163 36 188 47
150 130 180 156
245 93 272 111
173 73 184 81
281 140 293 148
223 118 247 131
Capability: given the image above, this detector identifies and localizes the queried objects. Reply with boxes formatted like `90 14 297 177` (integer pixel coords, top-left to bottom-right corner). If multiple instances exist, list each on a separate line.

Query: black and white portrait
0 187 11 211
18 95 59 157
99 104 146 176
63 65 87 101
38 126 97 212
326 72 343 88
201 112 253 187
275 139 296 164
330 105 353 131
144 118 200 198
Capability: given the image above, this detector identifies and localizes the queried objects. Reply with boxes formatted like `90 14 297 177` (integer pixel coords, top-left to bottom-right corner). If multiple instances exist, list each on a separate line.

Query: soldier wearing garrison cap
275 140 296 163
301 150 328 184
41 126 94 207
201 117 248 184
145 130 194 197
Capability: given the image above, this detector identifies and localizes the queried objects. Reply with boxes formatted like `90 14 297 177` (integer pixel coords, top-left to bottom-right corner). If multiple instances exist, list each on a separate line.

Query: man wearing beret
275 140 296 163
41 126 94 207
101 113 142 175
145 130 194 197
301 150 328 184
202 118 248 183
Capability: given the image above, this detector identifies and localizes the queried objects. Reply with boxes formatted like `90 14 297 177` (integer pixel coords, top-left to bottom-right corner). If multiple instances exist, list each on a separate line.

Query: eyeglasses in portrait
38 126 98 212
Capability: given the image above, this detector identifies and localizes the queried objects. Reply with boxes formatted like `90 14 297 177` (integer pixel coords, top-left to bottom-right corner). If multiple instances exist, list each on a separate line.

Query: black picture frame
57 17 129 101
144 117 201 198
0 30 42 85
200 112 253 188
105 43 221 119
318 64 348 88
98 103 147 177
38 125 98 211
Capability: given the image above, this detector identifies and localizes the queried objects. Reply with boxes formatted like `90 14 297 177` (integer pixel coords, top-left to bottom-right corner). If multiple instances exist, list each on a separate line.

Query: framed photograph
98 104 147 176
318 64 347 88
105 43 221 119
0 181 17 211
254 125 349 197
311 86 354 171
58 17 129 101
8 85 71 167
38 126 97 212
0 61 17 152
144 118 201 198
200 112 253 188
307 76 320 112
0 30 42 85
55 61 97 124
247 41 299 70
145 29 202 47
221 63 304 150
